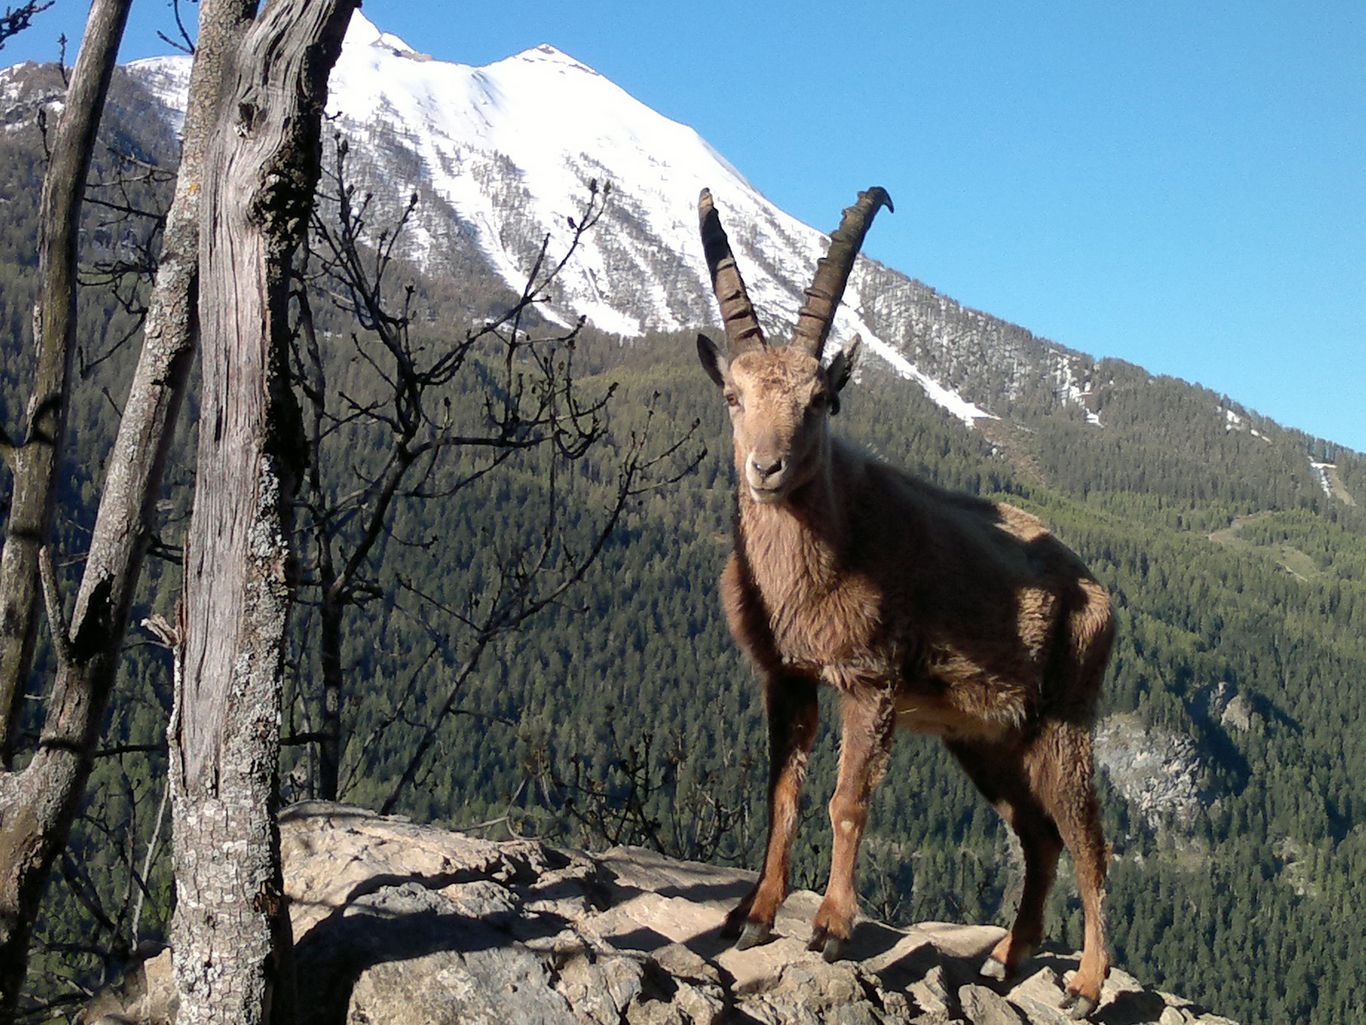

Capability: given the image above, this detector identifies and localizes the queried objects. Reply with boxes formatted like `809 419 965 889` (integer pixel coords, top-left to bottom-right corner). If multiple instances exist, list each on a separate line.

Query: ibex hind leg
1043 585 1114 1019
947 740 1063 982
1030 720 1110 1020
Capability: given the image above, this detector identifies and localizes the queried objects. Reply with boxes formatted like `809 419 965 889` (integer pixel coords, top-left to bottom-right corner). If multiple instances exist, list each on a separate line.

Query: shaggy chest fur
734 503 893 685
727 488 1047 739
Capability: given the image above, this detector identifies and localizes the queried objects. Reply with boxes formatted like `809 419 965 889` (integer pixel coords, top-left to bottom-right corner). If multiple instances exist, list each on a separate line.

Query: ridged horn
792 187 894 359
699 189 766 355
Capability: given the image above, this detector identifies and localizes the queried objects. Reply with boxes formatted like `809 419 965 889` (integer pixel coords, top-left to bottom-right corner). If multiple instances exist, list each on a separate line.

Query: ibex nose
751 456 785 481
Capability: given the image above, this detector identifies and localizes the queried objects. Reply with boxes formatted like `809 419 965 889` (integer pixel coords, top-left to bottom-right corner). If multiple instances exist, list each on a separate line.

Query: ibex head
696 187 893 504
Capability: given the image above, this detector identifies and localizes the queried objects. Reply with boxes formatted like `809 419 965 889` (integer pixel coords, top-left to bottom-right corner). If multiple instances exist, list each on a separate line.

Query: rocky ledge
87 802 1238 1025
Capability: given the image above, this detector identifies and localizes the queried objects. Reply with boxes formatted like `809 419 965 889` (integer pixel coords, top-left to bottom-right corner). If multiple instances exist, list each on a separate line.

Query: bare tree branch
290 140 680 802
0 1 53 50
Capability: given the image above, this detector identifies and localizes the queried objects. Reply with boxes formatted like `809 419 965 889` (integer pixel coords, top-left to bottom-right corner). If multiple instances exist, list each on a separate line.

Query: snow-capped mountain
97 13 1354 462
127 14 1016 424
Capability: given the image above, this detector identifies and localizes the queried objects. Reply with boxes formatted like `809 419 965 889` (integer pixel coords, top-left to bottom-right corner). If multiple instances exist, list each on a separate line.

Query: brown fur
702 345 1115 1010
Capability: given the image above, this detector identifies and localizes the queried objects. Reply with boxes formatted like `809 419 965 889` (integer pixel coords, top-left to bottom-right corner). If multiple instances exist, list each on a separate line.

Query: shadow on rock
293 879 574 1025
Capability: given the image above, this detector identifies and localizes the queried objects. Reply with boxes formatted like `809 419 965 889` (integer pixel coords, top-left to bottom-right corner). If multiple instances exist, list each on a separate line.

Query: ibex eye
725 393 742 409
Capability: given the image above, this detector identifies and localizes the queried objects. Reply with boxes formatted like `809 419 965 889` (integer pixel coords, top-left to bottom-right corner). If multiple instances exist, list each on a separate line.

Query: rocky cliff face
85 804 1238 1025
1093 714 1209 835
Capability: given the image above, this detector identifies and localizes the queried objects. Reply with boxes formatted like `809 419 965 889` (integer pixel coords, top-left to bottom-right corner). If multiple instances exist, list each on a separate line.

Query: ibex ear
697 333 729 388
826 336 860 413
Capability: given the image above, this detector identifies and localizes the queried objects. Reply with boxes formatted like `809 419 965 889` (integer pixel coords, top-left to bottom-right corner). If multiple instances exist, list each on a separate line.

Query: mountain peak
344 10 418 58
113 20 1051 429
504 43 601 78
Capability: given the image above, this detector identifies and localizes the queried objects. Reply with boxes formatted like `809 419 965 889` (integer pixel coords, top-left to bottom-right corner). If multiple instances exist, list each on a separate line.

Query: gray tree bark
0 0 133 1013
0 0 131 762
0 0 266 1012
167 2 356 1023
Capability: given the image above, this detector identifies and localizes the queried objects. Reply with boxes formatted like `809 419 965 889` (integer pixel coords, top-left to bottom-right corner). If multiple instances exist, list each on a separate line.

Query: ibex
696 187 1115 1018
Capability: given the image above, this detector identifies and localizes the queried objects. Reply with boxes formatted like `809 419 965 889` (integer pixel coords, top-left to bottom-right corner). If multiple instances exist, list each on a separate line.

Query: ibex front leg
810 685 896 961
723 671 819 948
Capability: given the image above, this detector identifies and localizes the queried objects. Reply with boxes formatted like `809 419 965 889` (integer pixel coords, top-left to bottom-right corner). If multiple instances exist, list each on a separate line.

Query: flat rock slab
84 803 1240 1025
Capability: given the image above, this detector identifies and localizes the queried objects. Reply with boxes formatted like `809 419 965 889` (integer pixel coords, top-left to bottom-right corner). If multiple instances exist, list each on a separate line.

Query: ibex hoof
807 927 845 962
735 921 773 950
1061 991 1097 1020
979 956 1008 981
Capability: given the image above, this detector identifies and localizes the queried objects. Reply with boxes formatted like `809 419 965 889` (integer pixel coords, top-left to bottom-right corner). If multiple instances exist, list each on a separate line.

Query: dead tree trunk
168 3 356 1023
0 0 257 1013
0 0 131 762
0 0 133 1012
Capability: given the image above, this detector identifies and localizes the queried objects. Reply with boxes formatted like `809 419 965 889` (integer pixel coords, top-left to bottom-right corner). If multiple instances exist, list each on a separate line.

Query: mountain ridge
109 16 1361 476
118 18 1105 433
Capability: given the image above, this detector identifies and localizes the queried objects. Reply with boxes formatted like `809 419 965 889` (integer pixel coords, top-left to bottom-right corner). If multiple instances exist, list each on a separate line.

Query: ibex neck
737 462 847 596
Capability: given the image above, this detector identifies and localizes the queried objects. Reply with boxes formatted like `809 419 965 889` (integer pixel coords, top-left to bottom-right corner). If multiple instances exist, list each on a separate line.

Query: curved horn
792 187 894 359
699 189 766 355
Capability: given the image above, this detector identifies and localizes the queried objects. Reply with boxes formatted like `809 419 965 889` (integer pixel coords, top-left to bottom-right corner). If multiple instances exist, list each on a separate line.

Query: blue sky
6 1 1363 452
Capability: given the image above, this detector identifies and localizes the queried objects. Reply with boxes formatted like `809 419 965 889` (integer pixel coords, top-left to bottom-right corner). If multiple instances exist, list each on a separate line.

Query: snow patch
1050 350 1102 426
126 55 190 128
1218 405 1274 443
859 334 996 426
1310 461 1335 498
346 10 419 57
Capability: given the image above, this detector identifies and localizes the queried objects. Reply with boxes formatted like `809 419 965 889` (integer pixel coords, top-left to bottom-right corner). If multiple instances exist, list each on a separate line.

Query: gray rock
907 964 954 1017
1003 967 1073 1025
1208 681 1261 735
83 803 1239 1025
1094 714 1207 832
77 946 176 1025
556 952 651 1025
1220 694 1258 733
958 983 1025 1025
